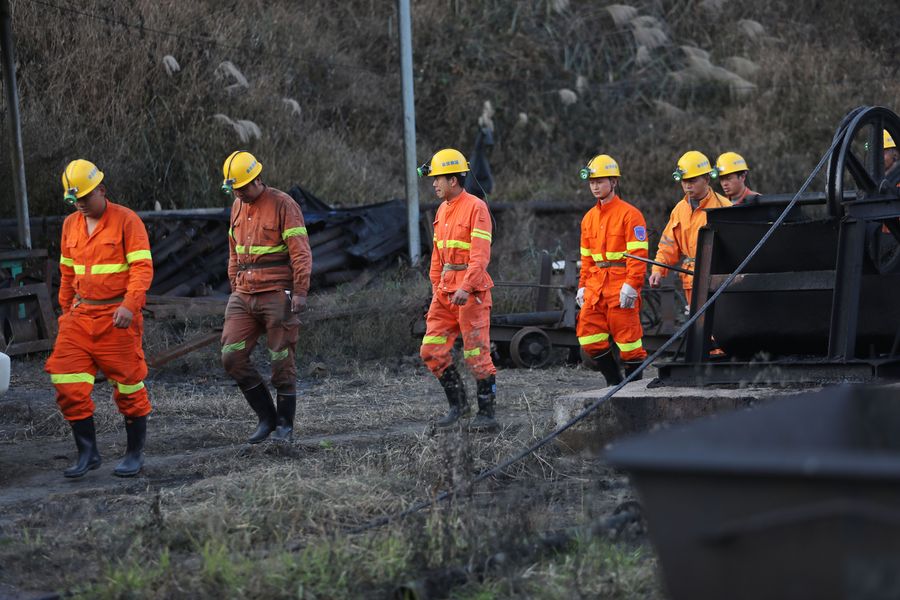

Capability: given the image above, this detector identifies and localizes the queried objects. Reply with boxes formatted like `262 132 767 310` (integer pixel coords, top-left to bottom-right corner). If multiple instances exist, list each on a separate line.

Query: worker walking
649 151 731 307
220 151 312 444
575 154 649 385
419 148 499 431
46 159 154 478
716 152 760 205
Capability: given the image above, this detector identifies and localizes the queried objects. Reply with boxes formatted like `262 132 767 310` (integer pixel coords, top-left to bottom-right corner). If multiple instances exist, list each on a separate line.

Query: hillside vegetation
3 0 899 226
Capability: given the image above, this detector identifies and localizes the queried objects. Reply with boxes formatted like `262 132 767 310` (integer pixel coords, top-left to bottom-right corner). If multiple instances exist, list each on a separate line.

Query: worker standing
884 131 899 173
220 151 312 444
46 159 154 478
419 148 499 431
575 155 649 385
716 152 760 205
649 151 731 307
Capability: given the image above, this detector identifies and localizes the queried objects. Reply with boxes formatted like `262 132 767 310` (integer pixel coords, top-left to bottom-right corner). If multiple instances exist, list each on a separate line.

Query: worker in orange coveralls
575 154 649 386
418 148 499 431
45 159 154 478
716 151 760 206
649 150 731 308
220 151 312 444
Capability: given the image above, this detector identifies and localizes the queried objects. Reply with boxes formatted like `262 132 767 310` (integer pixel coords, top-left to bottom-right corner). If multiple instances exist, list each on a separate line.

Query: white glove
576 287 585 308
619 283 638 309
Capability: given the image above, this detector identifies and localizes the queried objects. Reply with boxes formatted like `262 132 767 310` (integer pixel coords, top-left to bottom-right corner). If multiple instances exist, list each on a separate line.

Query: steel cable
348 125 849 535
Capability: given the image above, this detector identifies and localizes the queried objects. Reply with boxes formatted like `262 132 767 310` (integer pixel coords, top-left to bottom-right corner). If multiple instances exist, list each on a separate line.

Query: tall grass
4 0 899 229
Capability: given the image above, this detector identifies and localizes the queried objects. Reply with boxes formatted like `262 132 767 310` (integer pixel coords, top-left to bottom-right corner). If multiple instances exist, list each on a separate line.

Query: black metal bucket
605 386 900 600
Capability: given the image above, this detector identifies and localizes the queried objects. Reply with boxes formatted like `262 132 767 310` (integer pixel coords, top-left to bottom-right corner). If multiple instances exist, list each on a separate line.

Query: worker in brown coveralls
220 151 312 443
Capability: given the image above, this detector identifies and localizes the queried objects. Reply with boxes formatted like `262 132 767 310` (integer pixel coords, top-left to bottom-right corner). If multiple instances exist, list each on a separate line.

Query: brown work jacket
227 186 313 297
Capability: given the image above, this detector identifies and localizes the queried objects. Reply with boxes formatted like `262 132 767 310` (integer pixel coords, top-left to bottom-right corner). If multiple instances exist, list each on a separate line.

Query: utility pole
0 0 29 249
397 0 419 264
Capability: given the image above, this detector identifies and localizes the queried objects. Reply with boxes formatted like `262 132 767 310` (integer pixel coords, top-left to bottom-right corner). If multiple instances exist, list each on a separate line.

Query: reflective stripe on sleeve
126 250 152 263
282 227 308 239
626 241 649 251
60 256 74 267
471 228 492 242
580 247 591 257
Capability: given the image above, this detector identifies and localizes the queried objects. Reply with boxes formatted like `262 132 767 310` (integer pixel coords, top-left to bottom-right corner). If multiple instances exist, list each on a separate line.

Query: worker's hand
450 289 470 305
291 294 307 313
648 272 662 288
112 305 133 329
576 287 585 308
619 283 638 309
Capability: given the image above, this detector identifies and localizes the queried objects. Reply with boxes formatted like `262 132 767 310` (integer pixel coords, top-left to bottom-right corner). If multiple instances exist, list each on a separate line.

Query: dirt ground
0 344 663 599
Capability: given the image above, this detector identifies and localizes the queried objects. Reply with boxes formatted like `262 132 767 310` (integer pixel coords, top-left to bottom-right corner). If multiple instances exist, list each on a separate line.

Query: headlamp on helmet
64 188 79 205
222 178 236 196
416 163 431 178
579 166 591 180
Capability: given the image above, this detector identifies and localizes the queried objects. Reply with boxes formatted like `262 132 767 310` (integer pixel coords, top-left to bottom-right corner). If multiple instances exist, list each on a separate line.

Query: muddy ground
0 344 662 599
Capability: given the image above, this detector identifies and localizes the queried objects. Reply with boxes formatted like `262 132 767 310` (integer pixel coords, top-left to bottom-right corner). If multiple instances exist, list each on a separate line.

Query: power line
23 0 389 78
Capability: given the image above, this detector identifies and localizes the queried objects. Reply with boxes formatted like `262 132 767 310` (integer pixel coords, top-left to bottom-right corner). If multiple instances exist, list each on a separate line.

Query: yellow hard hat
673 150 717 181
417 148 469 178
885 130 896 150
61 159 104 205
222 150 263 193
580 154 620 180
715 151 750 176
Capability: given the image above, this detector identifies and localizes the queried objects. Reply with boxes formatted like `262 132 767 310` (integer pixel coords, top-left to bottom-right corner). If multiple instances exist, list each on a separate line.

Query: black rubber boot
271 394 296 442
113 415 147 477
592 350 624 387
470 375 500 432
623 360 643 381
63 416 102 478
434 365 470 429
243 383 277 444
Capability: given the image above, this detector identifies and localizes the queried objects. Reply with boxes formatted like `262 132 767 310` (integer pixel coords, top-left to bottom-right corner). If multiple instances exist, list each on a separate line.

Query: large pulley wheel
825 105 900 273
509 326 552 369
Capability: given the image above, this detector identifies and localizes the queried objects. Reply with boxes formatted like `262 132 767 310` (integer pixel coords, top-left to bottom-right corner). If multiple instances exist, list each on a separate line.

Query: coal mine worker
716 151 760 206
649 150 731 308
220 151 312 444
884 130 899 173
418 148 499 432
45 159 154 478
575 154 649 386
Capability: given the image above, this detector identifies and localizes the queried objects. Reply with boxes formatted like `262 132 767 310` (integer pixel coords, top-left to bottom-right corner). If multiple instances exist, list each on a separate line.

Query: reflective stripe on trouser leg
221 291 265 390
576 301 611 357
93 311 151 418
46 312 99 420
608 296 647 362
420 292 460 377
459 290 495 379
263 290 300 395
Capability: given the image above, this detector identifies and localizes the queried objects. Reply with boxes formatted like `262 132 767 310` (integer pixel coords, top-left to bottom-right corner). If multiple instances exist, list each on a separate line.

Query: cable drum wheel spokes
825 105 900 273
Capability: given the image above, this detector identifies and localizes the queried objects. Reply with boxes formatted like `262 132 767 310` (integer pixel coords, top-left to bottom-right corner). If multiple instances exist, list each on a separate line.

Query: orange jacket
579 195 648 303
429 190 494 294
58 200 153 315
227 186 313 296
652 188 731 290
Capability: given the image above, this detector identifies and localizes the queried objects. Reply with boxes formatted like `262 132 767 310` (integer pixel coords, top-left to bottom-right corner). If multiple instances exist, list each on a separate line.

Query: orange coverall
576 195 649 361
221 186 312 394
652 189 731 304
420 190 496 380
45 201 154 421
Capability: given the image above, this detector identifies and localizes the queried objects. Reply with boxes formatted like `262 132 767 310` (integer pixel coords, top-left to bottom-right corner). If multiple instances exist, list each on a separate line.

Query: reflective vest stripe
282 227 308 239
91 263 129 274
616 339 643 352
51 372 95 385
578 333 609 345
422 335 447 345
605 251 625 260
126 249 152 263
436 240 471 250
234 244 288 255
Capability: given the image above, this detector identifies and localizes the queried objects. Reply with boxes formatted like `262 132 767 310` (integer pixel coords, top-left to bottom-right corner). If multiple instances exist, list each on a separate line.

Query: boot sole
63 459 102 479
113 468 142 478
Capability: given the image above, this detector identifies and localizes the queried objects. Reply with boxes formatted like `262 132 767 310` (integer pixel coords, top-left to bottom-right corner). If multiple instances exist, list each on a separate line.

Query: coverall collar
685 188 718 212
82 198 110 239
596 193 620 209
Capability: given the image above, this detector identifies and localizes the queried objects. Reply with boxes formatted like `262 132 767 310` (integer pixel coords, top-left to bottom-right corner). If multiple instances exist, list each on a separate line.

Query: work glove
619 283 638 309
576 287 585 308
